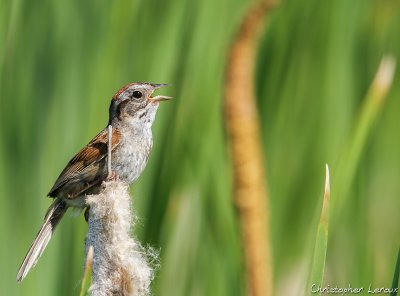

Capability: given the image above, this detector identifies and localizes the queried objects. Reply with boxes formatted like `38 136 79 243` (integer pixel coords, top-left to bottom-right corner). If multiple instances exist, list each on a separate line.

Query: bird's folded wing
48 127 121 198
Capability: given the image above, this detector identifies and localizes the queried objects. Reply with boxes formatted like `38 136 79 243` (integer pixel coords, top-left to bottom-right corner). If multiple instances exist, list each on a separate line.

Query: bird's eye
131 91 143 99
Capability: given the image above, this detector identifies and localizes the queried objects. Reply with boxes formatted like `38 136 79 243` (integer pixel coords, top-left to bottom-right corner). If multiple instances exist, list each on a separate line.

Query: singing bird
16 82 171 282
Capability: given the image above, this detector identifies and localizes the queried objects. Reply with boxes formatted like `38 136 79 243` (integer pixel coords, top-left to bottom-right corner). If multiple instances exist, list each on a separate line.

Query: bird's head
109 82 171 126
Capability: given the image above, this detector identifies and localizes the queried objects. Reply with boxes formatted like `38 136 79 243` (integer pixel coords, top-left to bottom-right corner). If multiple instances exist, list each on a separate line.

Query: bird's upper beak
149 83 172 102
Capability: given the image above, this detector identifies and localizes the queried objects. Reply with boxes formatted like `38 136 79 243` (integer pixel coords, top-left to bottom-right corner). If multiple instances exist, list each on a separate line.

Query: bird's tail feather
16 198 67 283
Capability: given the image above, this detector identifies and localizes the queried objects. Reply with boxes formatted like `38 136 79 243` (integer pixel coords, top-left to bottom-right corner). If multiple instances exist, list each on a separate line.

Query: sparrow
16 82 171 283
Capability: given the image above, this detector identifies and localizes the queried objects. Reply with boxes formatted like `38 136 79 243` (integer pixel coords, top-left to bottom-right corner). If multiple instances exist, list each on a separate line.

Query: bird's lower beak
149 95 172 102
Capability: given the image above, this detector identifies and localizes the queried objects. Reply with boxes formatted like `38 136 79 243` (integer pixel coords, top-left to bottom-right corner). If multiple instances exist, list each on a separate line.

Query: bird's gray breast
111 127 153 184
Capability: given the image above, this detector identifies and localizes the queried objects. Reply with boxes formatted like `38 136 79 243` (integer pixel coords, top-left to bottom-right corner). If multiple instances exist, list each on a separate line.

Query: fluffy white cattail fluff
84 181 156 296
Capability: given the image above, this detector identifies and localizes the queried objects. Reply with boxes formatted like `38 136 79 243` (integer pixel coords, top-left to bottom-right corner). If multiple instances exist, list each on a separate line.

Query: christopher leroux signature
311 284 398 294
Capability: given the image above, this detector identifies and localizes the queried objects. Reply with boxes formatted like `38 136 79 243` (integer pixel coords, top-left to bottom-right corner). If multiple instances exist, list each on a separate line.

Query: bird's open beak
149 83 172 102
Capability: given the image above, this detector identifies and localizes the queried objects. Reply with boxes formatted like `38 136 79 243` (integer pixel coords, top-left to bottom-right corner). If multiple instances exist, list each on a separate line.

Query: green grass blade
80 246 93 296
391 247 400 296
333 56 396 218
307 164 330 295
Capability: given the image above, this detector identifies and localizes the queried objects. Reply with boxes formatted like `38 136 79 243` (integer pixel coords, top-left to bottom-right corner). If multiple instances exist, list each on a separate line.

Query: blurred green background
1 0 399 295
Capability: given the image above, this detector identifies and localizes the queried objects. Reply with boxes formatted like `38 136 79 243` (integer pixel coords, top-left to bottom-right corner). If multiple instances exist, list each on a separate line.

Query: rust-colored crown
112 82 137 100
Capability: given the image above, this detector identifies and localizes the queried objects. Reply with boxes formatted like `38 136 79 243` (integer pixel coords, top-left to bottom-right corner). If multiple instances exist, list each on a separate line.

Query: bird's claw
106 171 120 182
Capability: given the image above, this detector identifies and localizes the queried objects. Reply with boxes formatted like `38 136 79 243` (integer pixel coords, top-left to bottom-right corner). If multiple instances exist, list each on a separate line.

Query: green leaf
307 165 330 295
391 247 400 296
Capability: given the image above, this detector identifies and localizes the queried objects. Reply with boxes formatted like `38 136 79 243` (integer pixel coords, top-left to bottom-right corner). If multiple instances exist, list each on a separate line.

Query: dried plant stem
224 1 276 295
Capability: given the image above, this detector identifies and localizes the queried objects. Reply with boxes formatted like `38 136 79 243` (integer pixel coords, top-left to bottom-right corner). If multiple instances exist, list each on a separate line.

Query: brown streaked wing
47 127 121 198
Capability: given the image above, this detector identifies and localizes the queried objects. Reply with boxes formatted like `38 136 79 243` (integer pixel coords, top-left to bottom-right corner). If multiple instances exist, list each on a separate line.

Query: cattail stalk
84 181 155 296
224 0 276 295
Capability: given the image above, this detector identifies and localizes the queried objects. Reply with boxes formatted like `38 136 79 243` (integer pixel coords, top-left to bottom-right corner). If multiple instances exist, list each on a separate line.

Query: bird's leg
107 171 119 181
107 125 113 178
106 125 119 181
